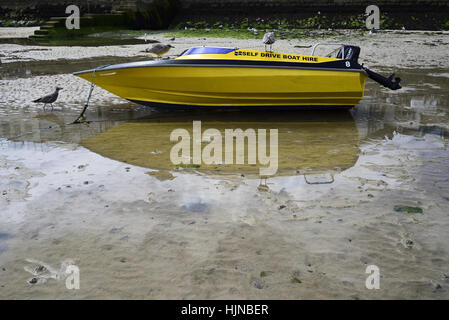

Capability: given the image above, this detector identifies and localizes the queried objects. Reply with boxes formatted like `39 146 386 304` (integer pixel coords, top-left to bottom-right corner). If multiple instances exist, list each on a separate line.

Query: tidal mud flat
0 28 449 299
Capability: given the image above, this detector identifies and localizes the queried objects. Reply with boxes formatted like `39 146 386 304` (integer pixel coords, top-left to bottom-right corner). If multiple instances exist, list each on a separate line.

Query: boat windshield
180 47 237 56
325 46 344 58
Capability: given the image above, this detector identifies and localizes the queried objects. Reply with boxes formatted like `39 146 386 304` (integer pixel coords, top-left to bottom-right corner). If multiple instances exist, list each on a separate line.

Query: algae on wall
125 0 179 29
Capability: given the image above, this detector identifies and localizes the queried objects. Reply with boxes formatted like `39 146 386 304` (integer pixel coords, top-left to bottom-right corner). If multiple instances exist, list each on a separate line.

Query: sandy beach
1 27 449 299
1 29 448 69
0 27 39 39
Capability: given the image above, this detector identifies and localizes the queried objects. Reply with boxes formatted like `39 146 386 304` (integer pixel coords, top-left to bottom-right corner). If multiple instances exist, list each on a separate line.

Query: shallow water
0 63 449 299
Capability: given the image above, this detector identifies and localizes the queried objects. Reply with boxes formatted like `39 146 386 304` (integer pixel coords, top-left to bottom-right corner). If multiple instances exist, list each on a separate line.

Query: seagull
263 32 275 52
32 87 62 111
145 43 174 59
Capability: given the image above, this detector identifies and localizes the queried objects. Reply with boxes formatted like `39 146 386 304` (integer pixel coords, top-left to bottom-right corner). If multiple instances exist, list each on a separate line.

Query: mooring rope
71 64 110 124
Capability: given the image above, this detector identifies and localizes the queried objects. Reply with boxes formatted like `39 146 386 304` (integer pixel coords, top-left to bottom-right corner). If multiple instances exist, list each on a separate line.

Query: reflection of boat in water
81 110 360 177
74 44 400 109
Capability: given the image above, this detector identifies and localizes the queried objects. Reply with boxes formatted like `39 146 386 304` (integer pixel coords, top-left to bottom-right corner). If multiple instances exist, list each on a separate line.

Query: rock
404 239 414 248
430 281 442 292
291 277 302 284
109 227 123 234
251 279 264 289
260 271 273 277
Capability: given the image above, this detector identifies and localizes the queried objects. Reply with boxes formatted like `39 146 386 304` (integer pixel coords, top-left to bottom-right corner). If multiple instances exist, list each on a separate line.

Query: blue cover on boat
180 47 237 56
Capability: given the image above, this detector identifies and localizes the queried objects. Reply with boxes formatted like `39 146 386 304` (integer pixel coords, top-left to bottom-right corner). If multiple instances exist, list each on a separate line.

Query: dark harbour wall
174 0 449 30
0 0 179 28
1 0 448 30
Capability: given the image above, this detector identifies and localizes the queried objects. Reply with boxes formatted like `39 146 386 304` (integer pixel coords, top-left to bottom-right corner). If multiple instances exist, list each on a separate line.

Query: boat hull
75 63 367 108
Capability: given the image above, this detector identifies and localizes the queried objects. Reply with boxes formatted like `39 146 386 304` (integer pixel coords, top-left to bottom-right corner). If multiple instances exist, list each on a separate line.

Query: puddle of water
0 232 13 254
81 110 360 177
0 104 155 143
1 67 449 299
1 68 448 182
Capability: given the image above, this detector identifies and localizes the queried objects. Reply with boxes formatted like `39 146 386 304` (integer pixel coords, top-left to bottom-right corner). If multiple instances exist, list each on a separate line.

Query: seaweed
394 206 423 214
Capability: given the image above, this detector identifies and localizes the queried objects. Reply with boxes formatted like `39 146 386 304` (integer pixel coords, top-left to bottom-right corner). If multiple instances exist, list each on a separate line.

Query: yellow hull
74 47 367 108
76 66 366 107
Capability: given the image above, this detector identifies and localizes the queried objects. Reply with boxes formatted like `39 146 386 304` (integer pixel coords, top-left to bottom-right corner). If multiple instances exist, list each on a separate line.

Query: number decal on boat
346 61 351 68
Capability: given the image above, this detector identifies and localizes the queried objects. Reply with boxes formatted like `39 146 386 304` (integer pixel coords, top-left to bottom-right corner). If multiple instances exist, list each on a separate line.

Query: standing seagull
145 43 174 59
32 87 62 111
263 32 275 52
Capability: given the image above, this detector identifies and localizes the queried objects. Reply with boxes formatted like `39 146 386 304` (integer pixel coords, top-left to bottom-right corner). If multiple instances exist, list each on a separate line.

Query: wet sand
0 27 39 39
1 29 449 299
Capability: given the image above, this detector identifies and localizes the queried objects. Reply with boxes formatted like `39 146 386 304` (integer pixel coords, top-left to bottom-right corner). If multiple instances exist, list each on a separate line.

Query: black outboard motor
339 45 401 90
362 66 402 90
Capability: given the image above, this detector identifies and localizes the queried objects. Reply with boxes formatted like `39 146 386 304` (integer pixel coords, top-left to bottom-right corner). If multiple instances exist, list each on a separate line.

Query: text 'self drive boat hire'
74 43 401 108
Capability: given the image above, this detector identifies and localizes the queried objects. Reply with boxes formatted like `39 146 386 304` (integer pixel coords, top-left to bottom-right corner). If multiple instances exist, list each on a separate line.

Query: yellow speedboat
74 43 401 109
